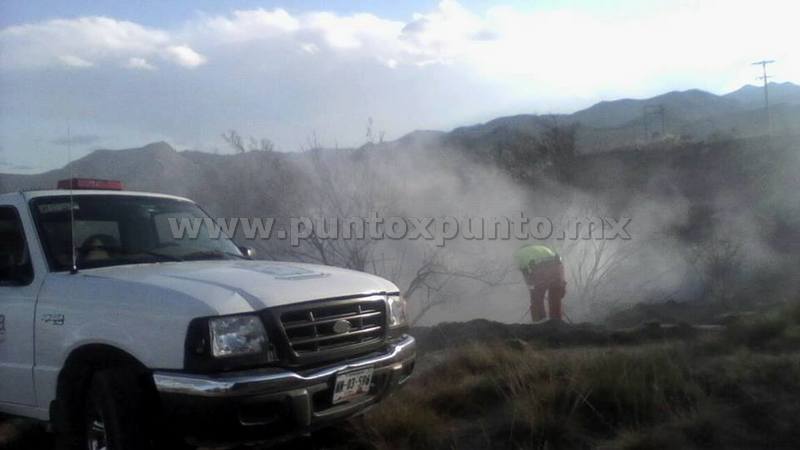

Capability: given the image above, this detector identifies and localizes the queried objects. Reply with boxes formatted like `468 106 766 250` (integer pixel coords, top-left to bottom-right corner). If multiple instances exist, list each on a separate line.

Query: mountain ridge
1 82 799 187
436 81 800 153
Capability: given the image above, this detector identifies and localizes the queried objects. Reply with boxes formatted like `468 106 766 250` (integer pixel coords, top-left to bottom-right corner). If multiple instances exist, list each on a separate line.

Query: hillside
446 82 800 153
725 81 800 108
2 82 800 190
0 142 203 196
6 82 800 195
570 89 739 129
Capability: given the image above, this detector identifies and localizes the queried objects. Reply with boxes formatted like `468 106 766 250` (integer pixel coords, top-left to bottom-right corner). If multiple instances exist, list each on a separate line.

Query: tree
457 117 579 186
536 117 578 183
687 237 743 306
222 130 275 153
272 133 510 324
492 127 546 184
191 130 306 259
214 126 513 326
558 237 633 320
280 142 388 271
375 246 512 325
552 201 639 321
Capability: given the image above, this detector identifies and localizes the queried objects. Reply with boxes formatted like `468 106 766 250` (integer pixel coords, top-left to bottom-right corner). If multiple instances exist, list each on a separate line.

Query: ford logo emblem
332 319 352 334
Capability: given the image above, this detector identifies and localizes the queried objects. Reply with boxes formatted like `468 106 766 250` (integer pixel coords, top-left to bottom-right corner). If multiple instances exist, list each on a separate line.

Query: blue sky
0 1 618 27
0 0 797 173
0 1 421 26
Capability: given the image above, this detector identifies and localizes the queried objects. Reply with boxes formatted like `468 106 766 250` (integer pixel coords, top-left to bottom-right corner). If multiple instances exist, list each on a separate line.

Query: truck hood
79 260 398 314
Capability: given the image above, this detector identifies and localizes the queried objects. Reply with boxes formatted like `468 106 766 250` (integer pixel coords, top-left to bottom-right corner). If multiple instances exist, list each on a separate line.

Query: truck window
75 221 121 246
30 195 243 271
0 207 34 286
153 211 192 245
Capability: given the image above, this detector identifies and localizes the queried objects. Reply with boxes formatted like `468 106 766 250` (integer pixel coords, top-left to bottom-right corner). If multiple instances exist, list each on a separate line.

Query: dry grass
359 302 800 450
362 343 703 449
4 304 800 449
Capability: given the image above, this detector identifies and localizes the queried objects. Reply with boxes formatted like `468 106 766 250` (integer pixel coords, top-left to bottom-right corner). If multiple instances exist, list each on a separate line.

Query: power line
752 59 775 134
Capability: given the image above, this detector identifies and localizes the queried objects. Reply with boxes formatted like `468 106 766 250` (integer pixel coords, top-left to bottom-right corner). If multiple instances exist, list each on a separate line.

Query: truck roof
0 190 194 204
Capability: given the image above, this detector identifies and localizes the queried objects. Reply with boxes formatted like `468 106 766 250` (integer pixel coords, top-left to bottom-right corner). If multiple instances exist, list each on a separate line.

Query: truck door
0 205 38 406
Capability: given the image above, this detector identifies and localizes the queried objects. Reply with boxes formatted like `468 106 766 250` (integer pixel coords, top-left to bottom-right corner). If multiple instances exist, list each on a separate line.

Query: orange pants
523 261 566 321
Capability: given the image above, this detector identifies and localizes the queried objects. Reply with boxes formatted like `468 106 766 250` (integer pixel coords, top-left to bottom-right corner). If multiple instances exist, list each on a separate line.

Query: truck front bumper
152 335 416 446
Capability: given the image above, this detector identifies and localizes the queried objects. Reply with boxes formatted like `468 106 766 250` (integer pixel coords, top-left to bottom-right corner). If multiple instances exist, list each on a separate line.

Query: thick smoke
249 131 798 325
189 129 793 326
8 129 795 325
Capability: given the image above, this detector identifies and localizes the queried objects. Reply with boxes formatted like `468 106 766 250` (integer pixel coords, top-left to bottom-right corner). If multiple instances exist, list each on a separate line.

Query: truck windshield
30 195 244 271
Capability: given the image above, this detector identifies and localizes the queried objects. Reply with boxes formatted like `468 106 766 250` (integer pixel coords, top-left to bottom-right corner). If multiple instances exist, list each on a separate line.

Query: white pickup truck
0 179 415 449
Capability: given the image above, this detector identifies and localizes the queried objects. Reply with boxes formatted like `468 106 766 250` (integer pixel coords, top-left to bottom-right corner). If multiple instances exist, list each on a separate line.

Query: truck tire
83 368 155 450
54 367 192 450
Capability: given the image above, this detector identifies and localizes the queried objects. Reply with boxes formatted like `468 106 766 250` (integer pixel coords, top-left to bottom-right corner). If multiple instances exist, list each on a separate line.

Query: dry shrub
359 304 800 449
501 346 702 447
362 343 703 449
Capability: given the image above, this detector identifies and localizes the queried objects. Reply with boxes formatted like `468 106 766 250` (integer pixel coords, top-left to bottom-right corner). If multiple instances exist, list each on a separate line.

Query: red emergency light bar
57 178 124 191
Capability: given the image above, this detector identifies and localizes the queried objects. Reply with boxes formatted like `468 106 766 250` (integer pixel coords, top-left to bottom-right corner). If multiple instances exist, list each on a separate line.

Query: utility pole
752 59 775 134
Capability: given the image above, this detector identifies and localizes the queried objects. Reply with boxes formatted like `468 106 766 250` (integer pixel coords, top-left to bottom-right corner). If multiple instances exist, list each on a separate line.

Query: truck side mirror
238 246 256 259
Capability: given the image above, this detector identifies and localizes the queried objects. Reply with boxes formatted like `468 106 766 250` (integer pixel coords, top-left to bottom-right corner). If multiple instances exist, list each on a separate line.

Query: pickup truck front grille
276 296 387 361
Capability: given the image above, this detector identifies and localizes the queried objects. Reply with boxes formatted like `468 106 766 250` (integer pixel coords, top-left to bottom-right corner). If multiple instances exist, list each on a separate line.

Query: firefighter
514 244 567 322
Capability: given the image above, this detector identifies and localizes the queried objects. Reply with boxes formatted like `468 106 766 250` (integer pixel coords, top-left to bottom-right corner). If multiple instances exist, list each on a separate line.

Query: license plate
332 367 374 404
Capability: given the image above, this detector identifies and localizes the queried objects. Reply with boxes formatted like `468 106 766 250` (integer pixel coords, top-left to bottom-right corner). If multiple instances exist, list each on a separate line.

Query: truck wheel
53 367 191 450
83 368 153 450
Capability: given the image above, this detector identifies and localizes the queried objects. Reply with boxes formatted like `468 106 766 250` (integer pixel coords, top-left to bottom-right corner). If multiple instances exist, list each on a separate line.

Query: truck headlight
209 315 267 358
387 295 408 328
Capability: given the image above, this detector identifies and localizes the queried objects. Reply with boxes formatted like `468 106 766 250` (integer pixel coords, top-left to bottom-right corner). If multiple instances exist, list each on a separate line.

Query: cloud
301 12 403 50
197 8 300 43
192 7 404 58
0 16 204 70
174 0 798 93
399 0 488 62
58 55 94 68
162 45 206 67
124 57 156 70
1 0 799 173
2 0 797 90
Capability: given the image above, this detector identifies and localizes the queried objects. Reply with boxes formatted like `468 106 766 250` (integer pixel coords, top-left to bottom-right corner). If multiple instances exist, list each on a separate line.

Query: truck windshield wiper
138 251 185 262
181 250 247 261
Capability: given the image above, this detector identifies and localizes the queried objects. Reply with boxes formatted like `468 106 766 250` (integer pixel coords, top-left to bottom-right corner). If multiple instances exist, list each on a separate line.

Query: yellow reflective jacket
513 245 558 271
